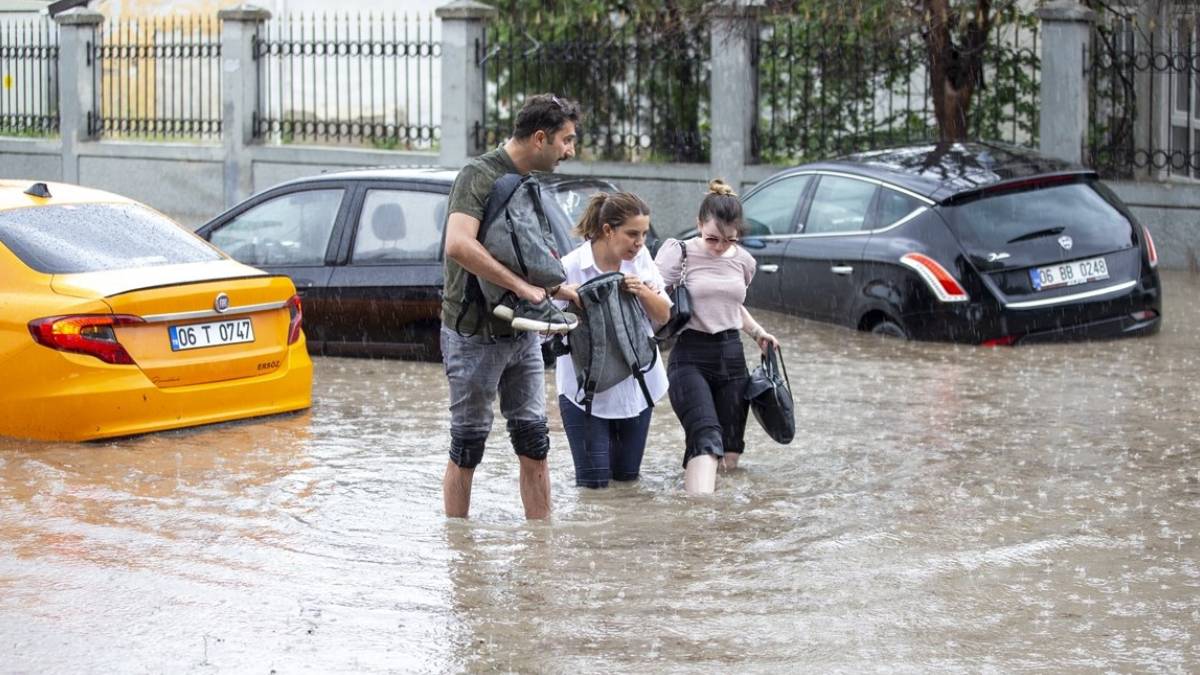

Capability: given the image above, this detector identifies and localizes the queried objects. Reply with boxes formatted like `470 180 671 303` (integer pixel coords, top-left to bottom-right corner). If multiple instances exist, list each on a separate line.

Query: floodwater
3 272 1199 674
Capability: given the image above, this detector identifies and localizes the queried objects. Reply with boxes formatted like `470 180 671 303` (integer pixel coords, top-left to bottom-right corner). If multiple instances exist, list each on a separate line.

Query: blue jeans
558 395 652 488
441 326 549 469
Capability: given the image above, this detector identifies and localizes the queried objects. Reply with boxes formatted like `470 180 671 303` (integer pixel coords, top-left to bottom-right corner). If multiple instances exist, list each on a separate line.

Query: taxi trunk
51 262 300 388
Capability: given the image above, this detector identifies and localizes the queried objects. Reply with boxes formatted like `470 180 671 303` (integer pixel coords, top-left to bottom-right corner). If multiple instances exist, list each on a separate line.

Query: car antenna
24 182 52 199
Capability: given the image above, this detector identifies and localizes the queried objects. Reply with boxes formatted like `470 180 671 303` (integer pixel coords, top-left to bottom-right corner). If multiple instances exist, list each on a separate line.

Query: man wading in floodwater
439 94 581 519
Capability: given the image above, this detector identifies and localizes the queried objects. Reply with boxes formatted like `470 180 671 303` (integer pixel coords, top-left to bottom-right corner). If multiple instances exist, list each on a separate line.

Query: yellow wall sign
2 74 12 90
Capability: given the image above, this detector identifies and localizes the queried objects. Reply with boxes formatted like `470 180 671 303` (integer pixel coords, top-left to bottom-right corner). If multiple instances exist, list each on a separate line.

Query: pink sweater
654 237 756 334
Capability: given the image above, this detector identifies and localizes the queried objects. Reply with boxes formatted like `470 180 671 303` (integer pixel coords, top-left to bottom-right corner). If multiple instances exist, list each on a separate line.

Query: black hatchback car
196 168 615 358
739 142 1162 345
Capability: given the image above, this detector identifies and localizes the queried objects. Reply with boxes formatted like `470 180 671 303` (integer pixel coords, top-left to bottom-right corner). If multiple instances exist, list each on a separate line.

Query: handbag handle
764 344 790 389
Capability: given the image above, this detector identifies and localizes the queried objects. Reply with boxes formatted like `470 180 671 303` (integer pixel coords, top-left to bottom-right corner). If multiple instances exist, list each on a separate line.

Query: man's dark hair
512 93 581 141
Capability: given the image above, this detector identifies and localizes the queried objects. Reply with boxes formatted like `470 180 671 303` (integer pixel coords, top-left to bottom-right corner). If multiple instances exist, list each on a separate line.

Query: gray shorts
440 326 549 468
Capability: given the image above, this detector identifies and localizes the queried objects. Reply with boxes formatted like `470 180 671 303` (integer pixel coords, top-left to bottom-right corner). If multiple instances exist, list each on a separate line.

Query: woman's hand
554 283 580 307
620 274 649 296
756 332 779 353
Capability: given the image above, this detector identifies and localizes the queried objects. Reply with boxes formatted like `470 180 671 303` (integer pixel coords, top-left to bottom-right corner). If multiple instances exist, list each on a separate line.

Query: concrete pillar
219 5 271 208
54 7 103 184
1037 1 1096 165
709 1 759 190
436 0 496 168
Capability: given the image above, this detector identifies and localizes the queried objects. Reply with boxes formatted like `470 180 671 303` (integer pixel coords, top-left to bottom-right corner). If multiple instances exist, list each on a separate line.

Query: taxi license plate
168 318 255 351
1030 256 1109 291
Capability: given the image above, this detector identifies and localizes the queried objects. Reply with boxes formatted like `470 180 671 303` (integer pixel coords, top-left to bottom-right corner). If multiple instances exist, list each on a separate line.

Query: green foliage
484 0 711 162
757 2 1040 164
969 8 1041 147
0 125 58 140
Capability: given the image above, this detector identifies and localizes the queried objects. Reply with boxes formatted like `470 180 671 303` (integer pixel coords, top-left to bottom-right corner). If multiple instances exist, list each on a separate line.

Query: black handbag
654 240 692 342
744 344 795 444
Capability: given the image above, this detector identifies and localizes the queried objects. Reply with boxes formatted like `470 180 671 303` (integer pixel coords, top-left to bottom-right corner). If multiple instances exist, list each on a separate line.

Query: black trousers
667 329 749 467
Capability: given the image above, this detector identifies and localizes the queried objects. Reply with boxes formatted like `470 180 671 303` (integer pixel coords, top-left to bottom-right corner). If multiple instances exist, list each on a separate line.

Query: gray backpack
561 271 658 415
455 173 569 335
478 174 567 308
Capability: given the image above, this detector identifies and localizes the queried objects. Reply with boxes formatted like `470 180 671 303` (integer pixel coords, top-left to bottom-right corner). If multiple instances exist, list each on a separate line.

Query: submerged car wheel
869 319 909 339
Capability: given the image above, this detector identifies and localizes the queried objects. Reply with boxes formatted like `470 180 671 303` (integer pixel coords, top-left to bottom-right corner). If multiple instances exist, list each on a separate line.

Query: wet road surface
2 271 1199 673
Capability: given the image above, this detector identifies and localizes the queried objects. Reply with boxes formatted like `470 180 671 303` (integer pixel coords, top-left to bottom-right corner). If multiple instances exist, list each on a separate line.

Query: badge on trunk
214 292 230 313
1058 235 1073 251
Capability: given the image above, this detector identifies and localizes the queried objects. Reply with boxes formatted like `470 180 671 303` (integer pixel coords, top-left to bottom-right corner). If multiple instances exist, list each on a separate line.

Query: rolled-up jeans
440 326 549 468
666 328 749 467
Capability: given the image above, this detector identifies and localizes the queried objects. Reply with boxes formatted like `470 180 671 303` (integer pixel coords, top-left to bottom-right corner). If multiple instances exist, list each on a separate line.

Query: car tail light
899 253 970 302
1131 309 1158 322
1142 225 1158 268
981 335 1019 347
28 314 144 364
286 294 303 345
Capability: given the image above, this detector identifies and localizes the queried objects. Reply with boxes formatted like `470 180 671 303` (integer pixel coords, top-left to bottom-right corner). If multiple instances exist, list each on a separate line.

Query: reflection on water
3 271 1200 672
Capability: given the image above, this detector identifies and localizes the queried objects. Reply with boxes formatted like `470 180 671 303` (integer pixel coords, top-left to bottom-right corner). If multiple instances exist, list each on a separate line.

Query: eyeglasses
702 234 739 245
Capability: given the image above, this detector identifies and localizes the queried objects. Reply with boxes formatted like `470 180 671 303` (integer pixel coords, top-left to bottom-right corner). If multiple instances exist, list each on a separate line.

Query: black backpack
556 272 658 415
455 173 568 336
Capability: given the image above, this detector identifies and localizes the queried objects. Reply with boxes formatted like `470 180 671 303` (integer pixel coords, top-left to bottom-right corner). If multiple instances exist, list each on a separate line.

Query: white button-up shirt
554 241 670 419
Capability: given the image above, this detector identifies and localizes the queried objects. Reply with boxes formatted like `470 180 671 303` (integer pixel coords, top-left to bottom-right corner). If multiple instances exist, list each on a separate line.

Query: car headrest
371 203 406 241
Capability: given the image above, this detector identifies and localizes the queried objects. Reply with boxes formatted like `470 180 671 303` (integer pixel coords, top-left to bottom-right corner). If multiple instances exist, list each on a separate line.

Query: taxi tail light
899 253 970 303
286 294 303 345
28 314 144 364
1142 225 1159 268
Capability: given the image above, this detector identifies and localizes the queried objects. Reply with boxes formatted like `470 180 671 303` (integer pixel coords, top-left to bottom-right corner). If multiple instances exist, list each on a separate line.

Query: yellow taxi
0 180 312 441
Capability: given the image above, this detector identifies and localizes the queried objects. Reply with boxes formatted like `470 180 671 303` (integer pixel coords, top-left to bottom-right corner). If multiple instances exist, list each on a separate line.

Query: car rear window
943 180 1134 251
0 203 221 274
545 181 608 224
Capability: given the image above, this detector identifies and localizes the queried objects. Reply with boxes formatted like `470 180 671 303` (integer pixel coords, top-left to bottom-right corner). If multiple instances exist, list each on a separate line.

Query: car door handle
830 265 853 275
760 264 779 273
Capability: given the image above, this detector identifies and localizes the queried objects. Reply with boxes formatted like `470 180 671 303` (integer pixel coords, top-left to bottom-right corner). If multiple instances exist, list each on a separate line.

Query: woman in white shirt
555 192 671 488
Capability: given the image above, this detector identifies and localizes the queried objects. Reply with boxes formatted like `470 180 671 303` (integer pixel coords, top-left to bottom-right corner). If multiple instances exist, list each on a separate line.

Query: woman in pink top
655 180 779 494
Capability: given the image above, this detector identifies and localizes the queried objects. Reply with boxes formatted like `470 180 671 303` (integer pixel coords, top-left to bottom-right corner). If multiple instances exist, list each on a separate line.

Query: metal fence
0 19 59 137
253 13 440 149
755 12 1040 164
478 12 710 163
90 16 222 140
1088 12 1200 180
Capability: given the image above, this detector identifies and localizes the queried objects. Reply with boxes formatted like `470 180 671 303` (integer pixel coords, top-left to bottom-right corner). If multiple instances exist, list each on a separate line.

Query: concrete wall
1110 180 1200 272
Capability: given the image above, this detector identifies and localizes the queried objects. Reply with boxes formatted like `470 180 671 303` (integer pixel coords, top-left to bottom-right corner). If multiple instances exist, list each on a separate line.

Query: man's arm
444 211 544 303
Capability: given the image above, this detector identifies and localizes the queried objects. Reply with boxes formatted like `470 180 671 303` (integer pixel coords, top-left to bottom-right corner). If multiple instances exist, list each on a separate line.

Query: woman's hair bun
707 179 737 197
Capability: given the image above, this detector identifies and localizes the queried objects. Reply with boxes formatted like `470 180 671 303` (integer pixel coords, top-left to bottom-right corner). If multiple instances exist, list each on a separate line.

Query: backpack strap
615 289 657 410
578 280 612 417
453 173 528 338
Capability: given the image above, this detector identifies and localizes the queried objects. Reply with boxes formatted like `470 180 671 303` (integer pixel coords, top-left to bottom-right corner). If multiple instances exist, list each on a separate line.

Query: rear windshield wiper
1006 226 1065 244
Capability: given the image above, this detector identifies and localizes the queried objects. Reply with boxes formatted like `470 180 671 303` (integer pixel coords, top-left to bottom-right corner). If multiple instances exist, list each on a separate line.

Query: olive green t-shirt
441 147 521 336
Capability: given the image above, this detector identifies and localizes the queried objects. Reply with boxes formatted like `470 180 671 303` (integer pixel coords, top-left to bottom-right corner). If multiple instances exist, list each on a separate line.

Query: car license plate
168 318 255 351
1029 256 1109 291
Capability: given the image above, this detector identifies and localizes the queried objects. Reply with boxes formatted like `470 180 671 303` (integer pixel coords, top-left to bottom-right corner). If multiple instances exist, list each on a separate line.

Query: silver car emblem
986 252 1011 262
1058 235 1074 251
214 292 230 313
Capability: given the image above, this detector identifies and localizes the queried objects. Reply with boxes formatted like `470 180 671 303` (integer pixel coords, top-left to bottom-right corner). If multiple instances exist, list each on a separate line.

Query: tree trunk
921 0 992 141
